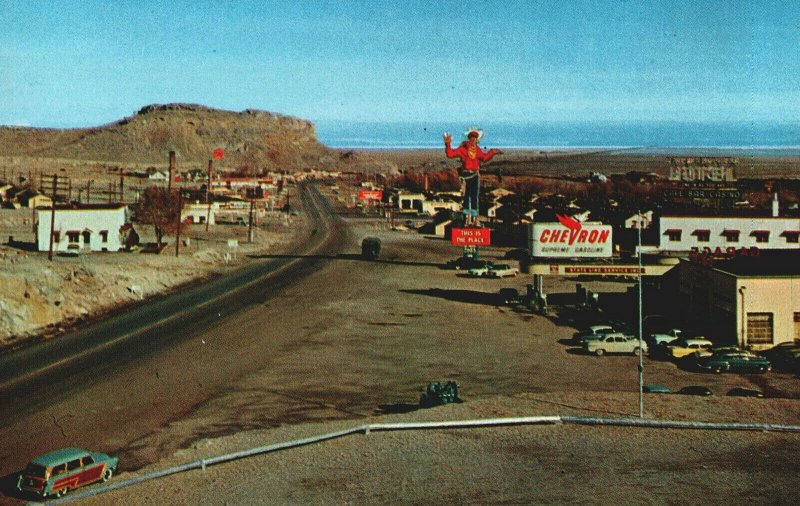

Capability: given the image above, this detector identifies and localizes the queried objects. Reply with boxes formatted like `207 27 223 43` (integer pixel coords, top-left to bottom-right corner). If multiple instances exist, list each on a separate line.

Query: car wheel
759 366 767 373
595 349 605 356
633 347 641 356
713 366 722 374
103 468 114 482
55 488 66 498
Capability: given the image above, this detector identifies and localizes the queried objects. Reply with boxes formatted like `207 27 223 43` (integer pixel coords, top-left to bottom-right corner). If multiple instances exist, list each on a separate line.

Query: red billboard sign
212 148 225 160
358 189 383 201
451 227 491 246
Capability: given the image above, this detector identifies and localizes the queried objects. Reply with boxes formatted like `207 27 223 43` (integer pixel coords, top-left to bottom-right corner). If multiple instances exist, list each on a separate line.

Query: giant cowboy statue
444 127 503 226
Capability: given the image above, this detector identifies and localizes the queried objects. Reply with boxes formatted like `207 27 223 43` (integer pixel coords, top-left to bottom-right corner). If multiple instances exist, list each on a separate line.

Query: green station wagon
17 447 119 498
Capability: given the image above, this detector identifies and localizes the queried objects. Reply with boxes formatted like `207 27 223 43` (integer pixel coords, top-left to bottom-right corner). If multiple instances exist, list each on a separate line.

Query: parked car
678 385 713 396
17 448 119 499
696 351 772 374
445 256 491 271
497 288 521 305
646 329 683 347
572 324 615 345
666 338 714 359
484 264 519 278
584 333 647 356
760 342 800 372
468 262 494 277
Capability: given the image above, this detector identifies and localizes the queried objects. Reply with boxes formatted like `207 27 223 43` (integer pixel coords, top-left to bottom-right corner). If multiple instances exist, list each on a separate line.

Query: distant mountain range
0 104 341 170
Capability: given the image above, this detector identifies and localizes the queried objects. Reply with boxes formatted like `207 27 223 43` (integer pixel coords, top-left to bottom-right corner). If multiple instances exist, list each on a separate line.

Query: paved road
0 183 346 498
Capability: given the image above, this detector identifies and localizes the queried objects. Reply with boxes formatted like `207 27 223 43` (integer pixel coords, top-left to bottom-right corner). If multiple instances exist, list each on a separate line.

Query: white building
659 215 800 253
625 211 653 229
182 202 219 225
37 204 131 253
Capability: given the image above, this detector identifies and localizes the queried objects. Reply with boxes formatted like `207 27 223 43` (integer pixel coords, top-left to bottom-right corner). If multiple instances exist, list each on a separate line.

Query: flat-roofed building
36 204 132 253
677 251 800 349
660 215 800 253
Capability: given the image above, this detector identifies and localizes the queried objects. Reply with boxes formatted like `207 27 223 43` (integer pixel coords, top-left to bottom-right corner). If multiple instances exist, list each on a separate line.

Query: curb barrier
40 414 800 504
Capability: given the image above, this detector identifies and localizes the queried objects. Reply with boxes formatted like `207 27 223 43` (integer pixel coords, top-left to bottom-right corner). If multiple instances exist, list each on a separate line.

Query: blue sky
1 0 798 128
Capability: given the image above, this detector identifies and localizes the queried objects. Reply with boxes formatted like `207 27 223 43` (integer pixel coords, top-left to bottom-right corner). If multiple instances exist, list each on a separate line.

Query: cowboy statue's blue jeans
463 172 479 217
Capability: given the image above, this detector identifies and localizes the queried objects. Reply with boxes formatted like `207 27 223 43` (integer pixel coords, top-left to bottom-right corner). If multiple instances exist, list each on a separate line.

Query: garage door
747 313 773 346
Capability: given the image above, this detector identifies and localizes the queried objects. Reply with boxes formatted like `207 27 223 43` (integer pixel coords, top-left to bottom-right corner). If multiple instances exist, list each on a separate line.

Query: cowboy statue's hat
464 126 484 140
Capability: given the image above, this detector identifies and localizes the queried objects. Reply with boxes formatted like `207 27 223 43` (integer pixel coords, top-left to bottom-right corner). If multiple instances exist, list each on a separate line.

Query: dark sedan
697 351 771 374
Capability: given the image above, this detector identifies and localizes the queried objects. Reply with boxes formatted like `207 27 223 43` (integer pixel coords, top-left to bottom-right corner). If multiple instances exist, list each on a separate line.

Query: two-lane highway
0 183 349 487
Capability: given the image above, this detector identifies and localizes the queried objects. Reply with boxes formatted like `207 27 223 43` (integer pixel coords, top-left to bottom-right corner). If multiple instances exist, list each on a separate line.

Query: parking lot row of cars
572 323 784 374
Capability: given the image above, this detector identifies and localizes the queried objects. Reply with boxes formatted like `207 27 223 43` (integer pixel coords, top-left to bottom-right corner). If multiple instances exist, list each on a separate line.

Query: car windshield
24 463 48 478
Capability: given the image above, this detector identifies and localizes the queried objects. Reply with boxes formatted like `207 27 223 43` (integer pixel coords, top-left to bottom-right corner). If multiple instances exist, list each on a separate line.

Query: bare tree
139 187 181 248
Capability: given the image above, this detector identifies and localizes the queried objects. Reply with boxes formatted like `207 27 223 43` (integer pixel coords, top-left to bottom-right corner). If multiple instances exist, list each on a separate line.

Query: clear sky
1 0 798 128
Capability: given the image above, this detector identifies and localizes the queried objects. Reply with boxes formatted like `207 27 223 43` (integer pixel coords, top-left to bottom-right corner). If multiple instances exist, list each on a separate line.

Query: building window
747 312 773 345
751 231 770 243
781 231 800 244
66 231 80 244
665 229 681 241
722 230 740 242
53 231 61 243
693 229 710 242
100 230 109 243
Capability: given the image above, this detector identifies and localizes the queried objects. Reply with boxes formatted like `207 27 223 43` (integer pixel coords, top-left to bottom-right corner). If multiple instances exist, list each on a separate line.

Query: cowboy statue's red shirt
444 140 500 171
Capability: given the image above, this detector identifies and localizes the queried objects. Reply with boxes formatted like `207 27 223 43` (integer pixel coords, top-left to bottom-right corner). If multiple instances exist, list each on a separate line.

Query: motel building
658 214 800 255
37 204 132 253
676 250 800 350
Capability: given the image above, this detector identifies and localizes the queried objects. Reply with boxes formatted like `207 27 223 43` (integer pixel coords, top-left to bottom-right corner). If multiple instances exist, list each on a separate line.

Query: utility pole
176 190 183 257
248 198 255 243
637 212 644 418
206 159 213 232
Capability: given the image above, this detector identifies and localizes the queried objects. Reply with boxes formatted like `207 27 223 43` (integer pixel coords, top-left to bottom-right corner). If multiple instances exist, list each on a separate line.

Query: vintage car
17 448 119 498
646 328 683 347
446 256 491 271
666 338 714 359
760 342 800 372
484 264 519 278
572 324 615 345
467 262 494 277
584 333 647 356
696 351 772 374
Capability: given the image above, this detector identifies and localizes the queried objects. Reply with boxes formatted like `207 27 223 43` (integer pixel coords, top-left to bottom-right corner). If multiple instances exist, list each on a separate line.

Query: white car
585 333 647 356
484 264 519 278
468 264 492 277
647 328 683 346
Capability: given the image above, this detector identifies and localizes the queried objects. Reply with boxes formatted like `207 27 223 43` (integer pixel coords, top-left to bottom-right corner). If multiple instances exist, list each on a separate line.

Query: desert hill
0 104 340 171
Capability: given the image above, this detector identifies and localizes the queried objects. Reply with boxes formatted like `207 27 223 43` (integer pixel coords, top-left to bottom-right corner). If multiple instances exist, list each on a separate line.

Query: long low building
659 215 800 253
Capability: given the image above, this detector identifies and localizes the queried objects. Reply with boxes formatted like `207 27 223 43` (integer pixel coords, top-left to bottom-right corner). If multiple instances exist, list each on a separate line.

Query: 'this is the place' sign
451 228 491 246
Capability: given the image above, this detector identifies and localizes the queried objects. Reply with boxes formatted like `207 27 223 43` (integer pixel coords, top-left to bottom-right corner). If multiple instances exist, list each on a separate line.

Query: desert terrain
1 108 799 504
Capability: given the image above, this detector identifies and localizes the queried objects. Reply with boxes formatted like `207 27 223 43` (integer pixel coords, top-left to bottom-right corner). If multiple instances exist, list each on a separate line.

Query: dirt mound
0 103 340 171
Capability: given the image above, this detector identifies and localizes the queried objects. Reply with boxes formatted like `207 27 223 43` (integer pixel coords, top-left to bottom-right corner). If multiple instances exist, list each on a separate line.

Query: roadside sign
358 189 383 201
213 148 225 160
451 227 491 246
